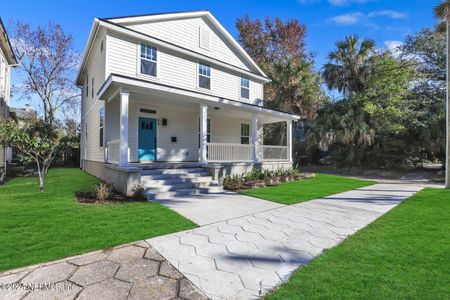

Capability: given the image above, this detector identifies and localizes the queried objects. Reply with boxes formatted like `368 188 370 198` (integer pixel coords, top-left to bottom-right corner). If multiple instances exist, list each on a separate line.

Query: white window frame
240 77 250 100
91 77 94 98
99 107 104 148
138 44 158 79
240 123 250 145
197 63 211 91
85 74 89 97
0 58 4 94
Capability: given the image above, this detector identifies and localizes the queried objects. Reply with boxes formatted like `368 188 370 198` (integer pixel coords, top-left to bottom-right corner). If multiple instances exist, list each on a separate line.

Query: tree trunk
38 174 45 192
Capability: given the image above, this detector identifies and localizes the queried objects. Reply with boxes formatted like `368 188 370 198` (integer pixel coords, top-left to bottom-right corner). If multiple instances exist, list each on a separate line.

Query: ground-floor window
241 123 250 144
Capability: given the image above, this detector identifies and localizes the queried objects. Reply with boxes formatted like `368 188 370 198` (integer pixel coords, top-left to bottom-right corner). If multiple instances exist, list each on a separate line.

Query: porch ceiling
98 74 300 124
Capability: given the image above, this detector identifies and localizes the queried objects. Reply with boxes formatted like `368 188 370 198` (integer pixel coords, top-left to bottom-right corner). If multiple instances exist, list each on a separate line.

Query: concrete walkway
153 192 284 226
147 183 423 299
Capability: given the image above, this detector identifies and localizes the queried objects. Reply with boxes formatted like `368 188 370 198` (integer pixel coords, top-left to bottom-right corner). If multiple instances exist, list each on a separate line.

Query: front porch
101 86 296 169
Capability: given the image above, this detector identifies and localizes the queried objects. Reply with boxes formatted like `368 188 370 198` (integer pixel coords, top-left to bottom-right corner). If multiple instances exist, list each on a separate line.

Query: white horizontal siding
83 101 104 162
128 101 198 162
103 97 254 163
127 17 252 71
106 33 264 106
81 32 107 163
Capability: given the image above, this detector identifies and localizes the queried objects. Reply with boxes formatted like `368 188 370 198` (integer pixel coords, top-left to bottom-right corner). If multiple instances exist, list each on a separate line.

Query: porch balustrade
206 143 254 162
105 139 120 164
206 143 289 163
262 145 289 161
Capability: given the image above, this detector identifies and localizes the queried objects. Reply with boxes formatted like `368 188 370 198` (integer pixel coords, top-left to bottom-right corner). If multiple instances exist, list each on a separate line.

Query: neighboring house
0 18 17 181
77 10 300 197
8 106 37 163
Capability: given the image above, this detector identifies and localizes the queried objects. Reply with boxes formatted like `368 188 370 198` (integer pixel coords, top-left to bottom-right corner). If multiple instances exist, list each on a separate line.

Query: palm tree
322 35 375 98
435 1 450 189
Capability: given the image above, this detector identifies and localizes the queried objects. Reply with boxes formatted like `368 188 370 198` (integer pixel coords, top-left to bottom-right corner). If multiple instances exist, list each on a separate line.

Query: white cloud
329 12 364 25
329 10 408 26
384 40 403 50
368 10 408 19
328 0 374 6
384 40 403 57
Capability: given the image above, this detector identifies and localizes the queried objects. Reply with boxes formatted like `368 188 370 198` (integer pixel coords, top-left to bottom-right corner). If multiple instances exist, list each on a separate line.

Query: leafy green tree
311 49 413 168
236 16 325 145
0 118 65 191
322 35 375 98
434 0 450 188
401 29 446 166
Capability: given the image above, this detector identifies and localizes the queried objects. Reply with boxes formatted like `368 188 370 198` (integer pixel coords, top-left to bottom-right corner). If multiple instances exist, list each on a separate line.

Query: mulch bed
224 172 315 191
75 191 146 204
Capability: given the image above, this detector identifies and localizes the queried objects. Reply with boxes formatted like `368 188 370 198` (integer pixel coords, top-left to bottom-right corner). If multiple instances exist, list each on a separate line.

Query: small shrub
132 183 146 200
93 182 114 202
223 175 242 190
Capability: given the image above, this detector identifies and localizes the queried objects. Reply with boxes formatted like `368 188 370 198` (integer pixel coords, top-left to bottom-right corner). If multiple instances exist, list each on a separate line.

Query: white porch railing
105 139 120 164
207 143 254 162
262 145 289 161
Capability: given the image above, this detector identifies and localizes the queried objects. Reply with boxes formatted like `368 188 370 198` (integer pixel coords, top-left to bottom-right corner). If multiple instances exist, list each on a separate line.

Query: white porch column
119 88 129 167
287 120 293 163
199 104 208 165
252 113 261 164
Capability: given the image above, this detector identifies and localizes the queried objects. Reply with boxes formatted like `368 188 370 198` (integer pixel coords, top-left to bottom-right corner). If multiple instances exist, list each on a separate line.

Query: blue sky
1 0 437 107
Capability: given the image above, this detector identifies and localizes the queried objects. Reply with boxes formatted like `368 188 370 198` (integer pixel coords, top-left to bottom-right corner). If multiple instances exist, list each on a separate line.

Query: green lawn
267 188 450 300
0 168 196 272
241 173 375 205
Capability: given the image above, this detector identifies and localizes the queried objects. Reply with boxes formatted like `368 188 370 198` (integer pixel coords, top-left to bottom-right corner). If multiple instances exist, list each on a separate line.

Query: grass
266 188 450 300
0 168 196 272
241 173 375 205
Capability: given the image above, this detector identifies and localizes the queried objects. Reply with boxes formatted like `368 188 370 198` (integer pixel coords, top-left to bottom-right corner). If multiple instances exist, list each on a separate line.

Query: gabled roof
0 18 17 65
76 10 269 85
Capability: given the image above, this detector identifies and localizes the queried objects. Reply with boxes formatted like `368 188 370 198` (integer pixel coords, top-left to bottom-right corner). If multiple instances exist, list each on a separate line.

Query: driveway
153 192 284 226
147 183 423 299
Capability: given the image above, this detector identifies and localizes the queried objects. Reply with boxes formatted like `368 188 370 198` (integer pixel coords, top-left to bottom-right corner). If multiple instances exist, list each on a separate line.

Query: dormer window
140 44 157 77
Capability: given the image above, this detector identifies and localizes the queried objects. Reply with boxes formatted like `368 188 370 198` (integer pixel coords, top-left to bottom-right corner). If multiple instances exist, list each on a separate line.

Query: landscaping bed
223 168 315 191
75 191 146 204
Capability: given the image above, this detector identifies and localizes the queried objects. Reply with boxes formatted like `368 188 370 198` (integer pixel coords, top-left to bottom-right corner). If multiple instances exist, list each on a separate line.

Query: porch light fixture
162 118 168 126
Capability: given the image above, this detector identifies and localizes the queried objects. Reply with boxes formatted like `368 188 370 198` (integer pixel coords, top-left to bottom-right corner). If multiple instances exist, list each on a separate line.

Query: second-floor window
198 63 211 90
140 44 157 77
240 77 250 99
85 75 89 97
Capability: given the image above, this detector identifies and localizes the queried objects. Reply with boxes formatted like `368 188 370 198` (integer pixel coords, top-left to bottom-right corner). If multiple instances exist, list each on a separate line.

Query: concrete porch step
141 172 211 180
141 168 205 176
146 185 223 200
140 176 215 187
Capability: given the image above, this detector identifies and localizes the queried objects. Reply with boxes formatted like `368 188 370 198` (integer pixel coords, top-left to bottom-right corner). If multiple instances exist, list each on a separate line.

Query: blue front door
138 117 157 161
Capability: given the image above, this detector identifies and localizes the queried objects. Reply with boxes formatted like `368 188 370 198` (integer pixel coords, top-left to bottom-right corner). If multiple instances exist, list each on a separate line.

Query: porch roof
97 73 301 122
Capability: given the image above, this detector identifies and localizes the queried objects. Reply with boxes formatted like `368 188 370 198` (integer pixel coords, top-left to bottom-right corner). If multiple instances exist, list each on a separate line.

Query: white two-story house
0 18 17 181
77 11 300 198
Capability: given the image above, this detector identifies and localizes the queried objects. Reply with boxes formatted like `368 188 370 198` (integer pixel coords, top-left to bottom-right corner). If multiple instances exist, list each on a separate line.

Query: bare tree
11 21 80 127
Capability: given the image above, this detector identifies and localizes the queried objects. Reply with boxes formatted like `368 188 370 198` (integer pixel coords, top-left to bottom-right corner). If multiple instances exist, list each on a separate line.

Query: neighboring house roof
76 10 270 85
0 18 17 65
9 107 36 120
